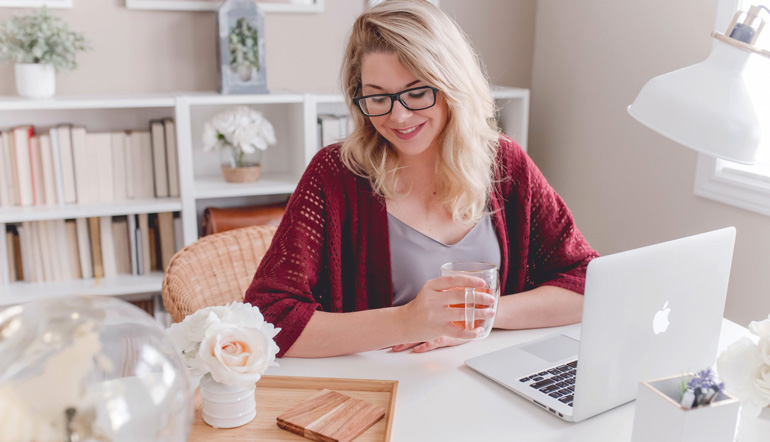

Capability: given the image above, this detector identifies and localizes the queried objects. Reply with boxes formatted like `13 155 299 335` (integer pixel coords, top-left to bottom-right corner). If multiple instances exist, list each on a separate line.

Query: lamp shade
628 40 762 165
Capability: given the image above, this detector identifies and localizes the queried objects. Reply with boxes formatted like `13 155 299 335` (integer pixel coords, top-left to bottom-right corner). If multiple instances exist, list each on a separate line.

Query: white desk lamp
628 5 770 165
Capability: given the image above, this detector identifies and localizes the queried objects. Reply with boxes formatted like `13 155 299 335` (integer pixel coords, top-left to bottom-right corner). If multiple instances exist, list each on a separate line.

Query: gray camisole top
388 213 501 306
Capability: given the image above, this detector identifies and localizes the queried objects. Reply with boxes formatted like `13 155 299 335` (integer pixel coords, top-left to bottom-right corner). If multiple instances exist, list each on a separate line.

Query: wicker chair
161 225 277 323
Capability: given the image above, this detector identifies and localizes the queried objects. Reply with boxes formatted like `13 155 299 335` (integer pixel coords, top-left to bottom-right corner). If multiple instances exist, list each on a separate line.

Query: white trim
0 0 72 7
0 0 72 9
693 0 770 217
125 0 323 13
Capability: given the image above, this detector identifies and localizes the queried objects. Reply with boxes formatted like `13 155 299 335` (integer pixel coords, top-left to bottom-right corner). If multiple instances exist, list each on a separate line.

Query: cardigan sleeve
506 139 599 294
243 151 331 357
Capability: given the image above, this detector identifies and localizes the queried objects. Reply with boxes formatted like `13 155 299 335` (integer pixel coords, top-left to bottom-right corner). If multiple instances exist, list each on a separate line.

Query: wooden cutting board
277 389 386 442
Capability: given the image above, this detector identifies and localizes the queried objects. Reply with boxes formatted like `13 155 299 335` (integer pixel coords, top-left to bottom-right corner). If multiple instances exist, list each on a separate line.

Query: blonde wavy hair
340 0 500 225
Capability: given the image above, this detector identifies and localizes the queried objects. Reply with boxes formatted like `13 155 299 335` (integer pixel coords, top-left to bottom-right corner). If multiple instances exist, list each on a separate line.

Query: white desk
269 319 750 442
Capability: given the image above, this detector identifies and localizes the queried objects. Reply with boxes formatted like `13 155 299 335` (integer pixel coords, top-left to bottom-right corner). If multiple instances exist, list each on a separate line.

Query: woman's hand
391 336 471 353
398 274 496 344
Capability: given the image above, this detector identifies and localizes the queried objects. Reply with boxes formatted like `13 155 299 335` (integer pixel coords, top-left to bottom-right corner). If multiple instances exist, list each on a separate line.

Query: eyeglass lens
358 87 435 116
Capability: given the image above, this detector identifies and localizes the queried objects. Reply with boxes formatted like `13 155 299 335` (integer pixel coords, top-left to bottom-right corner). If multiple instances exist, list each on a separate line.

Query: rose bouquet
166 302 280 388
202 105 276 169
717 314 770 417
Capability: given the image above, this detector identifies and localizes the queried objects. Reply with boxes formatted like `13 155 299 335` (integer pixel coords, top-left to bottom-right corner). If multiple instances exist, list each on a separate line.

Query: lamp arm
713 5 770 59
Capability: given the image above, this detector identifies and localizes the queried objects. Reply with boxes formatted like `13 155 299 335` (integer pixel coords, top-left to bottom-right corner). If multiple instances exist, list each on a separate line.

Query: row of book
3 212 182 285
317 114 353 148
0 120 180 208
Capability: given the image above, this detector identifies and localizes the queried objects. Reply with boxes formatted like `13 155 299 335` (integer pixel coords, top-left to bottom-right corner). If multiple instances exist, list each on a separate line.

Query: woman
244 0 598 357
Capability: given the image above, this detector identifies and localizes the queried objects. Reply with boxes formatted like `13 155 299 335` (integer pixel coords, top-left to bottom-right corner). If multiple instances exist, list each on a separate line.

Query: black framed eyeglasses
352 85 439 117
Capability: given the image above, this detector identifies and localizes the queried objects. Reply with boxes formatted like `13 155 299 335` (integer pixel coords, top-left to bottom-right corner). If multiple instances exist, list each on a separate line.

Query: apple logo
653 301 671 335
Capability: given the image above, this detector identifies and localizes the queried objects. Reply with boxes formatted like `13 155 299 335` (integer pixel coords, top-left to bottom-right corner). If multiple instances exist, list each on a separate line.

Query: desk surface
267 319 750 442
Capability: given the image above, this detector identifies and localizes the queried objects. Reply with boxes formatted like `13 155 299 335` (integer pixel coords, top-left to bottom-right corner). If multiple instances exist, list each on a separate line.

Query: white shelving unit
125 0 324 13
0 86 529 304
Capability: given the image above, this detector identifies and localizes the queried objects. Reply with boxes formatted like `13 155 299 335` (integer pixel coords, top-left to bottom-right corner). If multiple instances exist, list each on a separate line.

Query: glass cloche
0 295 193 442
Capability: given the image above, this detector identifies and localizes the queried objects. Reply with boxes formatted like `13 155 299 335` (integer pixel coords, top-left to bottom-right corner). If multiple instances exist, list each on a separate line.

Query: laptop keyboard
518 360 577 407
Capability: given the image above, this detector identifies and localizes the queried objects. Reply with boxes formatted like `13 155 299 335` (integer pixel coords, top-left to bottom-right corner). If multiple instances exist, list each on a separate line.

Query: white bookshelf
125 0 323 13
0 87 529 305
0 273 165 306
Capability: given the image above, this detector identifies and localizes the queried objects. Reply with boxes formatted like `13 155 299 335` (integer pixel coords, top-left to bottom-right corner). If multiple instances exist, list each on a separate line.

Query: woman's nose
388 100 413 123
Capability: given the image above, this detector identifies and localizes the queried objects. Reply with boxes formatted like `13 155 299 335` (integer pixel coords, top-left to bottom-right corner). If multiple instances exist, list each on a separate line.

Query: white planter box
631 374 740 442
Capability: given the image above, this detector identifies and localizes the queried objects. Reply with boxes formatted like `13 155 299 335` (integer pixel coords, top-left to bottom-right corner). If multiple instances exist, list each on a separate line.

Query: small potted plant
202 105 277 183
631 369 740 442
0 7 90 99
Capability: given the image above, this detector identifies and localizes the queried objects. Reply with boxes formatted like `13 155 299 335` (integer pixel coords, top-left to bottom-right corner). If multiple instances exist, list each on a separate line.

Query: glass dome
0 295 193 442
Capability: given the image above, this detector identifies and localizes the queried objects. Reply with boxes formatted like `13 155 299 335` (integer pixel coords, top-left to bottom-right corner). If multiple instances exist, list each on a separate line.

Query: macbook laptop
464 227 736 422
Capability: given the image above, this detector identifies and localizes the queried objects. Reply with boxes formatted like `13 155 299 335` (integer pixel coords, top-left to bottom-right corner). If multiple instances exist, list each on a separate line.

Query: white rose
759 335 770 366
717 337 770 416
755 364 770 401
212 110 238 136
749 316 770 338
198 323 277 387
201 123 219 151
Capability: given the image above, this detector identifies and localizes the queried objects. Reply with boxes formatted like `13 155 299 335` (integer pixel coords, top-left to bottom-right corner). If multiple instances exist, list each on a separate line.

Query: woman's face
359 52 448 161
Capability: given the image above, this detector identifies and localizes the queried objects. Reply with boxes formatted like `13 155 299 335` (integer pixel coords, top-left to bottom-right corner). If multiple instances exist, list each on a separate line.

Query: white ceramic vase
199 374 257 428
736 406 770 442
14 63 56 99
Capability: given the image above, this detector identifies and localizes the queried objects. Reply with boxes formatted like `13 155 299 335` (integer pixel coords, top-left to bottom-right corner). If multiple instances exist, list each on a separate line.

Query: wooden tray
188 375 398 442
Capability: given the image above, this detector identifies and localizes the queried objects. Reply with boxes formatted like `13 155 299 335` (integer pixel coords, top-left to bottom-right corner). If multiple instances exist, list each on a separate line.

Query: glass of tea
440 261 500 340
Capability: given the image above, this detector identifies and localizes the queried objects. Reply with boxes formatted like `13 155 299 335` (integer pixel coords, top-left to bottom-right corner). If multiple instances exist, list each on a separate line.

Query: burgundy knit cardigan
244 136 598 356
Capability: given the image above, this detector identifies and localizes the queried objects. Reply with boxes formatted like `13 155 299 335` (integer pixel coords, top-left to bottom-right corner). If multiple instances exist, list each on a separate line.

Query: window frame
693 0 770 216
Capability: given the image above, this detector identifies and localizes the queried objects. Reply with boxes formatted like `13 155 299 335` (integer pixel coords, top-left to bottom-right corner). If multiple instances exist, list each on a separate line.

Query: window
694 0 770 216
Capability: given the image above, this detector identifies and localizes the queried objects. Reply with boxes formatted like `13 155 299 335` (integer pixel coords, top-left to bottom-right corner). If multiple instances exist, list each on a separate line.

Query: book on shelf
112 216 132 275
87 133 114 204
148 213 159 271
158 212 175 271
317 114 351 149
88 217 104 279
99 216 117 279
24 221 43 282
173 214 184 253
56 219 72 281
111 132 128 202
16 224 29 283
130 131 155 200
138 213 151 275
150 120 169 198
29 134 44 206
49 128 67 206
164 118 180 198
56 124 78 204
39 134 58 205
12 126 35 207
2 131 20 206
64 220 82 279
127 214 138 276
71 127 95 204
76 217 93 279
3 229 13 284
0 135 10 208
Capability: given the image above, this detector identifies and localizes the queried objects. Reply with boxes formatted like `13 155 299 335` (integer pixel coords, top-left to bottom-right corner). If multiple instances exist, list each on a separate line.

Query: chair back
162 225 277 323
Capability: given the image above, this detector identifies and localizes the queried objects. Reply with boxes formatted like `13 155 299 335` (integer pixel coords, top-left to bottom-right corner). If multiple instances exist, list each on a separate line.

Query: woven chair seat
162 225 277 323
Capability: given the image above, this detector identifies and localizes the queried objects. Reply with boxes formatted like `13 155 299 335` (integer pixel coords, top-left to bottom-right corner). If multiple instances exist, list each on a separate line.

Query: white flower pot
14 63 56 99
199 374 257 428
631 374 740 442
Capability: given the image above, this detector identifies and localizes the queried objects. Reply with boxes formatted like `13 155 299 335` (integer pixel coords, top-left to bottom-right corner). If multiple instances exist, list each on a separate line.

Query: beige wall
0 0 535 95
529 0 770 326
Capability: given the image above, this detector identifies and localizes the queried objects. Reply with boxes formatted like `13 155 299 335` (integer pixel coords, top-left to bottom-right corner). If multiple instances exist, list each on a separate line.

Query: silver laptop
465 227 736 422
